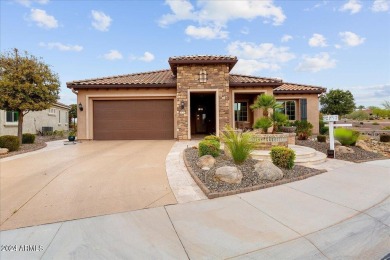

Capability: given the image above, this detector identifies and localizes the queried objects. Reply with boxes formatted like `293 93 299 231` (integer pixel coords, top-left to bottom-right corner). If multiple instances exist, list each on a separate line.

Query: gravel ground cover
296 139 387 162
0 135 65 158
185 148 324 194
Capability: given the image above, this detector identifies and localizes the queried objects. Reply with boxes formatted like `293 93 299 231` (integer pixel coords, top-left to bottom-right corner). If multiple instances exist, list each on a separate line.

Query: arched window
199 69 207 83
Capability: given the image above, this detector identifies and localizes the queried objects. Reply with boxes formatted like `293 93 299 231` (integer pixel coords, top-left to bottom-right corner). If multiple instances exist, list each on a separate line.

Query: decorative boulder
0 148 9 155
336 146 355 154
215 166 243 184
197 155 216 171
254 161 283 182
334 140 342 146
356 140 370 151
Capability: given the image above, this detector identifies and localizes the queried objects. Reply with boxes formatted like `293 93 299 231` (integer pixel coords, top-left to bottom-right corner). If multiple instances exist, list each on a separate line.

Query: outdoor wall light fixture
78 102 84 111
180 101 185 110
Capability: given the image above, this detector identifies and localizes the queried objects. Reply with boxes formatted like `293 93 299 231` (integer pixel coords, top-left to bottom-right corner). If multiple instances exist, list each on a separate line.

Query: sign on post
323 114 352 159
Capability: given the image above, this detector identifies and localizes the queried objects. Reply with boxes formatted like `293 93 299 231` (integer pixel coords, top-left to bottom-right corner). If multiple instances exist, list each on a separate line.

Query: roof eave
67 83 177 90
274 90 325 94
230 82 282 88
169 59 238 75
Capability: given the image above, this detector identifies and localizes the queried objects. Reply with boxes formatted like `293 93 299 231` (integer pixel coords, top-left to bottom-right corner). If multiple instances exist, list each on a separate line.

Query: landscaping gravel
296 139 387 162
185 148 324 193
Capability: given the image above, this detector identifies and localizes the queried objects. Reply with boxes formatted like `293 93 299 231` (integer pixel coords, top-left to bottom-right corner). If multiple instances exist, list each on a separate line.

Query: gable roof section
67 69 176 89
274 82 326 94
168 55 238 75
230 74 282 87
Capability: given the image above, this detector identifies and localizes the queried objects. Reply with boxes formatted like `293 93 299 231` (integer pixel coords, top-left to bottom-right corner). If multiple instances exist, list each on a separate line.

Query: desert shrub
198 140 220 158
382 126 390 130
22 133 35 144
53 130 65 137
68 130 76 137
270 146 296 169
294 120 313 140
0 135 20 151
334 128 360 146
221 126 255 164
204 135 220 143
380 134 390 142
317 135 326 142
372 122 379 125
346 110 369 120
253 117 272 133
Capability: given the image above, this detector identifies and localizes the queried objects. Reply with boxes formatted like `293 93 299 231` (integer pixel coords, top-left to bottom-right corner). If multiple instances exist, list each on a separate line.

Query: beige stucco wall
0 105 70 136
76 88 177 140
176 64 230 140
274 93 320 134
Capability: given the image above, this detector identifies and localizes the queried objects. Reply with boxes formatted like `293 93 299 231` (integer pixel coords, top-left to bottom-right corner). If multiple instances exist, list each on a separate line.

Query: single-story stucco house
67 55 325 140
0 102 70 136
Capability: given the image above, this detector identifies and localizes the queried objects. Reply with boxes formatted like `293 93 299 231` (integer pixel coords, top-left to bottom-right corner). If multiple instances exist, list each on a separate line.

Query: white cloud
91 10 112 31
15 0 49 7
227 41 295 63
139 52 155 62
371 0 389 12
29 8 58 29
296 52 336 72
281 34 293 42
334 44 342 49
340 0 362 14
351 83 390 107
159 0 286 39
240 27 250 35
103 50 123 60
339 31 365 46
39 42 83 52
227 41 295 74
185 25 228 39
308 33 327 47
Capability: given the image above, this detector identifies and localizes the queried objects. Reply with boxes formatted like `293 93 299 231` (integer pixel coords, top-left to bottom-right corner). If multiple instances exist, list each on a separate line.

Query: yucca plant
221 125 255 164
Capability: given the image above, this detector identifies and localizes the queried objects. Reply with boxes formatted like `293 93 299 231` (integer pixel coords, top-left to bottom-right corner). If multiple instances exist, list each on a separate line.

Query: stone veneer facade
176 64 230 140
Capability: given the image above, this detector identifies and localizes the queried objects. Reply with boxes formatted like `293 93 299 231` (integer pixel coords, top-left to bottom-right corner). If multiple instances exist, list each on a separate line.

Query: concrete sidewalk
1 160 389 259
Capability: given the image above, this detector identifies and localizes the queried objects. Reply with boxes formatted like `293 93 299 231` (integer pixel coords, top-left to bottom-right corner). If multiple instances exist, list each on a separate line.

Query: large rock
215 166 242 184
0 148 9 155
254 161 283 182
334 140 342 146
336 146 355 154
197 155 216 171
356 140 370 151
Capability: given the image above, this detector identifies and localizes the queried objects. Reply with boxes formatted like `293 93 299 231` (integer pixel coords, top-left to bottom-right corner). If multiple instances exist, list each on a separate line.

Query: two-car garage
93 99 174 140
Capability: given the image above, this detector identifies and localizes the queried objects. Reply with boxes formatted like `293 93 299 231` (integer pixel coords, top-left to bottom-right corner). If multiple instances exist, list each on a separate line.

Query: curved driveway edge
165 141 207 203
1 160 389 259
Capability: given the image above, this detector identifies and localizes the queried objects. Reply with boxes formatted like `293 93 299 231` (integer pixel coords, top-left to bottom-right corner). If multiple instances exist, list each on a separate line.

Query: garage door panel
93 100 174 140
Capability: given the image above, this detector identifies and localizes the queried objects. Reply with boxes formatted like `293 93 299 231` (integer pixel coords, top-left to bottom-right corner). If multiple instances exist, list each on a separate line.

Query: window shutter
300 99 307 121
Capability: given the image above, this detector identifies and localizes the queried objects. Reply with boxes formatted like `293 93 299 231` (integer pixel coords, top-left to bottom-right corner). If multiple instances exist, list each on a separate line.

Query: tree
68 104 77 128
382 100 390 110
357 105 365 110
320 89 355 117
0 49 60 143
250 94 278 118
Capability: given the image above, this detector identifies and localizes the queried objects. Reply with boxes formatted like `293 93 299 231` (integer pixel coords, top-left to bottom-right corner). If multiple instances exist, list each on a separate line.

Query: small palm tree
250 94 277 118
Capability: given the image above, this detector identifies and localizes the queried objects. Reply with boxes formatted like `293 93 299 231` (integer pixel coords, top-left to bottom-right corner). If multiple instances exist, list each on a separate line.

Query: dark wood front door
93 100 174 140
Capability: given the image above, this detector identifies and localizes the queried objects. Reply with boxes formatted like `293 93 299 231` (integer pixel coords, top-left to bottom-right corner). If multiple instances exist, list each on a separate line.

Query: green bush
320 126 329 135
317 135 326 142
372 122 379 125
221 126 255 164
22 133 35 144
334 128 360 146
294 120 313 140
54 130 65 137
270 146 296 169
204 135 220 142
0 135 20 151
382 126 390 130
379 134 390 142
68 130 76 137
253 117 272 133
198 140 220 157
346 110 369 120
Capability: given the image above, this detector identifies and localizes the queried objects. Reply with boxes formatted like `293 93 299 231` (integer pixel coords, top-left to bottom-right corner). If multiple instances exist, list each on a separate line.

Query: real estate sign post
323 115 352 159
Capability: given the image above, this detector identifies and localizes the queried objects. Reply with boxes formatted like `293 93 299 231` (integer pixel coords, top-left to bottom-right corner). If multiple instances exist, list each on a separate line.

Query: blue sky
1 0 389 107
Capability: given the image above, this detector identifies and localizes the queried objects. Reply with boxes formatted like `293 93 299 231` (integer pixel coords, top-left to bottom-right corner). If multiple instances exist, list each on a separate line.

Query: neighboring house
0 102 70 136
67 55 325 140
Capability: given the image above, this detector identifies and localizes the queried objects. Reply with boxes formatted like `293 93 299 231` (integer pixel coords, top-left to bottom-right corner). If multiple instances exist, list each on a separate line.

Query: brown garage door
93 100 174 140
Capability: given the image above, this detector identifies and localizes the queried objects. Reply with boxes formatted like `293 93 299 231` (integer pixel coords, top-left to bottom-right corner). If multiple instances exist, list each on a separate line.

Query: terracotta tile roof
230 74 282 85
274 82 326 94
168 55 238 74
67 69 176 89
169 55 237 62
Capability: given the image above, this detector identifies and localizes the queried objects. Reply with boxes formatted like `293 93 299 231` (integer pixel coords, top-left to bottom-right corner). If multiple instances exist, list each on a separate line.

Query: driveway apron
0 140 177 230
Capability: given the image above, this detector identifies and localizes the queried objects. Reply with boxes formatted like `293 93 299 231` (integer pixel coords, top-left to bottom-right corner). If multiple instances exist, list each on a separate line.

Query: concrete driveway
0 140 177 230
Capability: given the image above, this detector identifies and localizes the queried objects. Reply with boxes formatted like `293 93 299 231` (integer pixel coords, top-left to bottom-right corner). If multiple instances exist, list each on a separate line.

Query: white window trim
276 100 297 121
48 108 56 116
4 111 19 126
234 100 249 122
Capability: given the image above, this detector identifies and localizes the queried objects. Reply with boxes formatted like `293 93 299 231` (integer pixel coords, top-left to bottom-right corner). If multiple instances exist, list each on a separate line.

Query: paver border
183 151 327 199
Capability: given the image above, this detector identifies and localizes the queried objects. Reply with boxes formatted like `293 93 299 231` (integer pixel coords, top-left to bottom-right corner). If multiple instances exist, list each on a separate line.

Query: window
49 108 56 115
6 111 19 123
276 101 296 120
234 102 248 121
58 110 61 123
199 69 207 83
